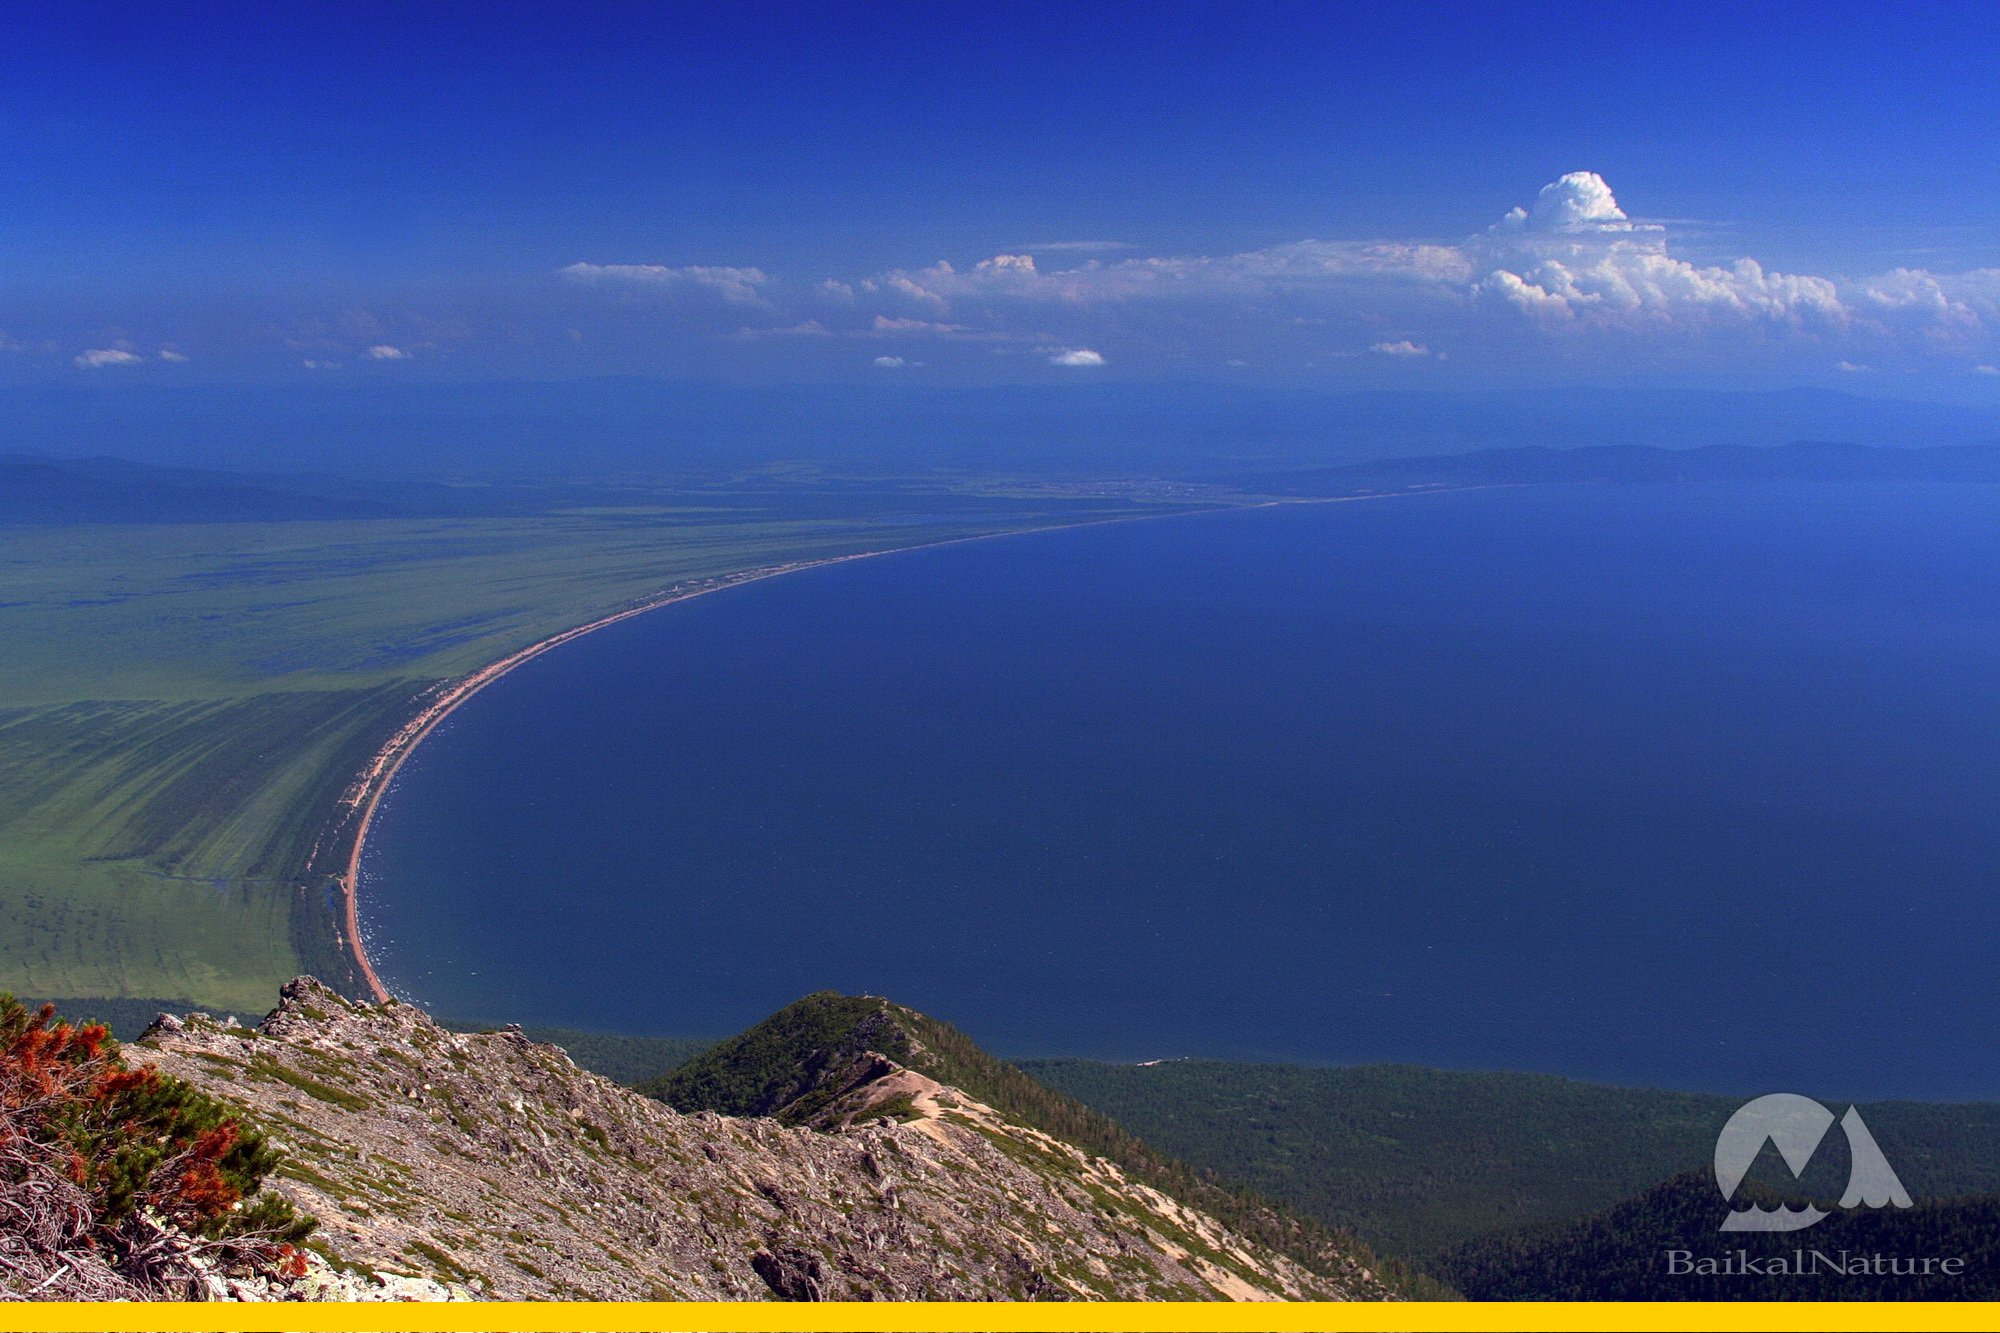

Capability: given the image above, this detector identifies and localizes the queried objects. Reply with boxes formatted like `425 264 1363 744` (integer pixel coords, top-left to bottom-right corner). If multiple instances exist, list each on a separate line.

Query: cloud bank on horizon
556 172 2000 380
14 174 2000 386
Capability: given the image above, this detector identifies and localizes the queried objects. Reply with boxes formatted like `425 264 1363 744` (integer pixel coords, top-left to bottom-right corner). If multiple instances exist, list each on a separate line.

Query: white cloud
887 241 1471 306
871 315 974 335
1853 267 2000 347
302 358 341 370
559 261 771 304
859 173 1954 353
1049 348 1105 367
1836 360 1872 373
873 356 908 368
1019 240 1133 253
737 314 999 342
883 271 951 310
1975 364 2000 376
364 344 408 360
74 348 143 369
1223 240 1474 284
1469 174 1851 334
551 172 2000 369
1489 170 1638 235
1474 252 1849 333
157 348 189 363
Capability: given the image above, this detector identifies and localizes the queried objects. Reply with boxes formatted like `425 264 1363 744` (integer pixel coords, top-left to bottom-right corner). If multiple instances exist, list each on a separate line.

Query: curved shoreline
333 544 966 1001
332 487 1499 1001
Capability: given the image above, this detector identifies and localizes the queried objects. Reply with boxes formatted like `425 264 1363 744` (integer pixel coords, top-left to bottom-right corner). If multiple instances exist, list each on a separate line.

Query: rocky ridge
131 979 1396 1302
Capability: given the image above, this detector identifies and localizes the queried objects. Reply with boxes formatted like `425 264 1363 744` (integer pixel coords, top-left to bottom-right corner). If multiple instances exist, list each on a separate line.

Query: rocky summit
130 979 1399 1302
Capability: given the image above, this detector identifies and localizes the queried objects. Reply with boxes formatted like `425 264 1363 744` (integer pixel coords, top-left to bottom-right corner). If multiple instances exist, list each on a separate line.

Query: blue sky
6 1 2000 395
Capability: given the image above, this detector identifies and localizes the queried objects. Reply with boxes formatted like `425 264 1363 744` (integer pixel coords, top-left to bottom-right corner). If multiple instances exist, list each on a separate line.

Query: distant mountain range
1244 438 2000 495
4 382 1997 476
15 436 2000 526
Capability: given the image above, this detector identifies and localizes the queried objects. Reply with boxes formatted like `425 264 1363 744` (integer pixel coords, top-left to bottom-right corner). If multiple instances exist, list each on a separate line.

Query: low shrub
0 995 313 1300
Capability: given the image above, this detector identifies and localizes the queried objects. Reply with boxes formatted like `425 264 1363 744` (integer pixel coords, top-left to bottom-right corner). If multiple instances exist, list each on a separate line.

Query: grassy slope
1021 1058 2000 1261
0 481 1201 1009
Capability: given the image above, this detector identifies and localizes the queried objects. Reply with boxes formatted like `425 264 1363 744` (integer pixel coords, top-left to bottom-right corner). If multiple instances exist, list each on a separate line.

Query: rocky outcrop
131 979 1393 1302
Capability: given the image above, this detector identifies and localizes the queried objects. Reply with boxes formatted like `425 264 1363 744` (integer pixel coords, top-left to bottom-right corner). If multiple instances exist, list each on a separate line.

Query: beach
330 552 904 1000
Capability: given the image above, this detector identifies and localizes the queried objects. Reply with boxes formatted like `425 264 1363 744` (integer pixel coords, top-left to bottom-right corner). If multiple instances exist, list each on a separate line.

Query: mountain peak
641 992 966 1129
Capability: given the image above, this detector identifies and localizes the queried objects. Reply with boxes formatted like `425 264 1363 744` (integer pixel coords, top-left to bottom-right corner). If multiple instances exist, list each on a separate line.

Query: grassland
0 475 1219 1011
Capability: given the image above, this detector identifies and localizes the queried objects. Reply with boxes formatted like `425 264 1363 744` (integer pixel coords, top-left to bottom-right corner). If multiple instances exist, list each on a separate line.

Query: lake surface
361 482 2000 1099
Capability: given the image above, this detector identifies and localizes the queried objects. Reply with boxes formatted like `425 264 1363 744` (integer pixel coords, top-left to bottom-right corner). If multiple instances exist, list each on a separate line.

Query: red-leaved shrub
1 996 312 1300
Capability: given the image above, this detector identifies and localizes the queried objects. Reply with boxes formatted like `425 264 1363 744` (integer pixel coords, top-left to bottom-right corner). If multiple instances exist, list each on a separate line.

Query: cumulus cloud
1489 170 1638 235
871 315 976 336
880 271 953 310
1465 174 1857 335
873 355 908 368
364 344 408 360
1852 267 2000 347
74 348 143 368
1474 252 1849 334
1048 348 1105 367
1371 339 1431 357
559 261 771 304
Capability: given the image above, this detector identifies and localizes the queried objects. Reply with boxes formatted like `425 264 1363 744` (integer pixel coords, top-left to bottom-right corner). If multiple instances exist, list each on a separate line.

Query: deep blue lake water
361 483 2000 1099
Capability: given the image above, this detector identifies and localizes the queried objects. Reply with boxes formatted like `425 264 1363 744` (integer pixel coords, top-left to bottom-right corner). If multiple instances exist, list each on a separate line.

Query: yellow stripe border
1 1302 1996 1331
